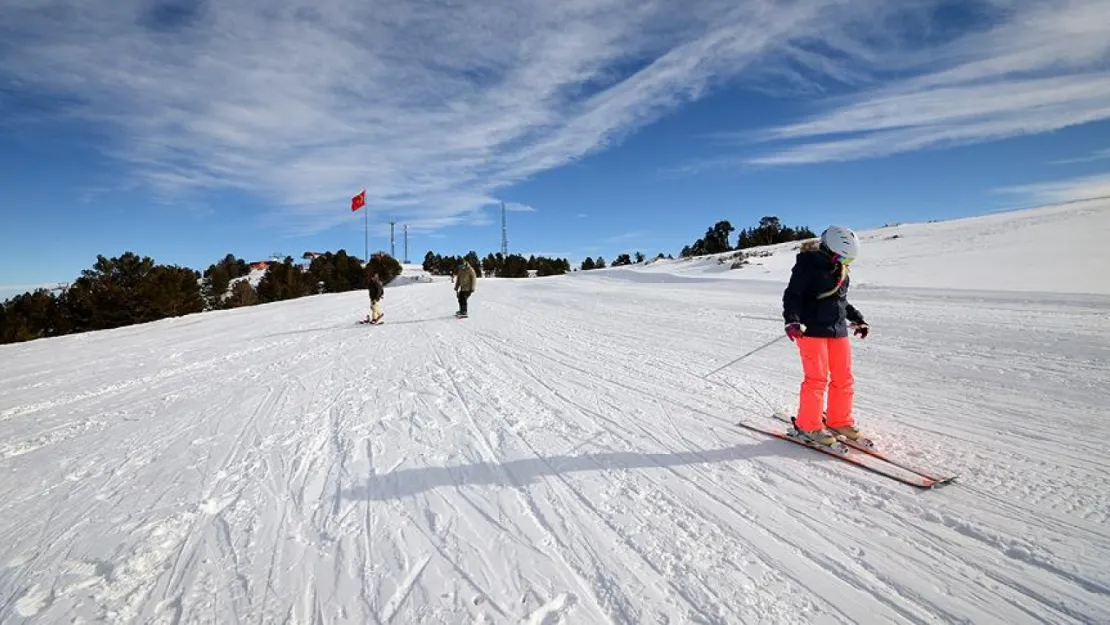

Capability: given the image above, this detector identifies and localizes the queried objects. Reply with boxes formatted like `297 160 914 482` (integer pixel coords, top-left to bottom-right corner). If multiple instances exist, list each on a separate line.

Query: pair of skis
737 412 957 489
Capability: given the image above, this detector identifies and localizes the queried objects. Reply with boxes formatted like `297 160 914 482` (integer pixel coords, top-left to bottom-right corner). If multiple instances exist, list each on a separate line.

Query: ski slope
1 201 1109 624
626 198 1110 295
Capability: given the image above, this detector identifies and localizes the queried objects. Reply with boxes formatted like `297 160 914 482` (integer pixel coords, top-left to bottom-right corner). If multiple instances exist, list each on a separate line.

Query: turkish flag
351 190 366 212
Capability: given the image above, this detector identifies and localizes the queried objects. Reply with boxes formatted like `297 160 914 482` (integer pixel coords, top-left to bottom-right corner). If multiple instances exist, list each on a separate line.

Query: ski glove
851 322 869 339
785 322 804 342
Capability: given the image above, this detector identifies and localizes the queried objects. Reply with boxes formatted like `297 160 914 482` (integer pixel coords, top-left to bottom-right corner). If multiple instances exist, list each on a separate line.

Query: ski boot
827 424 874 449
787 419 848 454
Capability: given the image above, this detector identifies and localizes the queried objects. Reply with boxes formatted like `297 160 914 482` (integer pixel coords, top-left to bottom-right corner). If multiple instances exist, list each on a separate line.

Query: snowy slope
225 267 268 293
390 263 442 287
617 198 1110 295
1 203 1109 624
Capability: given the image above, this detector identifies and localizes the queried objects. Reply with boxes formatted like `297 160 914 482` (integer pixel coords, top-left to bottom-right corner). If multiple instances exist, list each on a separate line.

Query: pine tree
465 251 483 278
367 252 404 284
256 257 314 303
0 289 68 344
227 280 257 308
202 253 252 309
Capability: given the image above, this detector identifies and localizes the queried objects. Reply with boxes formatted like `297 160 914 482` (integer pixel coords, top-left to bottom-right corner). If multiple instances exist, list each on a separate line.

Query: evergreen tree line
580 252 674 271
0 249 403 345
422 251 572 278
2 215 818 345
578 216 811 272
680 216 816 258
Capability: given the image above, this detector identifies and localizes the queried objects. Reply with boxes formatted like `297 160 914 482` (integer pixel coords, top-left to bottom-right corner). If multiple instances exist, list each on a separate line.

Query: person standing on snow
782 225 870 448
454 260 477 317
365 268 384 324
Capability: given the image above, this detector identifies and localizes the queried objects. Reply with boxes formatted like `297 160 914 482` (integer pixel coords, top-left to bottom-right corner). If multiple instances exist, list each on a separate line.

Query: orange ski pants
794 336 854 431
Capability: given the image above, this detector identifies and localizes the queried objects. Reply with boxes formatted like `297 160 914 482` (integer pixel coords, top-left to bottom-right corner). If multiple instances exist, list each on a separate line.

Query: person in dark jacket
365 269 384 324
454 260 477 317
782 225 870 447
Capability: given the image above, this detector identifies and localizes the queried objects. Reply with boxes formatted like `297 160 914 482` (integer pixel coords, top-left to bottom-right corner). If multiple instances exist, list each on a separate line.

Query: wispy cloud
996 173 1110 204
742 0 1110 165
3 0 912 235
503 202 537 213
1051 148 1110 165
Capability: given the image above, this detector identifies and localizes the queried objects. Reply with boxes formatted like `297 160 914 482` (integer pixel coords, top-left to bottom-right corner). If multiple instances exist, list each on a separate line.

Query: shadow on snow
262 316 458 338
341 438 811 501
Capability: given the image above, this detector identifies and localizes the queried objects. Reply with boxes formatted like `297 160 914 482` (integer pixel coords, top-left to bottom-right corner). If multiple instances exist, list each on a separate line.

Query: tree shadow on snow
341 438 804 501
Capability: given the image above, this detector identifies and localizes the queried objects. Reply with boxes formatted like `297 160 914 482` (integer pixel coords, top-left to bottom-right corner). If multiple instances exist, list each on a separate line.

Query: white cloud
3 0 902 236
996 173 1110 204
10 1 1100 230
743 0 1110 165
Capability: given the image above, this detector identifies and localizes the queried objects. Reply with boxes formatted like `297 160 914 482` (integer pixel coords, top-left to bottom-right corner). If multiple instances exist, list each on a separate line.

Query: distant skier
365 268 384 325
782 225 870 447
454 260 477 317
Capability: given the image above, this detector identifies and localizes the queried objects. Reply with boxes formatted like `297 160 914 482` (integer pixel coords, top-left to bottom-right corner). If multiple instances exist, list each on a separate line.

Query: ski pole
702 334 787 378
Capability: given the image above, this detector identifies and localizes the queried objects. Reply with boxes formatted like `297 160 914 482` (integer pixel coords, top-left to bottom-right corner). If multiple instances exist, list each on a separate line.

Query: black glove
851 322 869 339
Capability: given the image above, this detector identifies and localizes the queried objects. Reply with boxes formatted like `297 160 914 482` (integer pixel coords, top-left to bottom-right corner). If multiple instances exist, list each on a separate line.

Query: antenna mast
501 201 508 256
389 220 396 258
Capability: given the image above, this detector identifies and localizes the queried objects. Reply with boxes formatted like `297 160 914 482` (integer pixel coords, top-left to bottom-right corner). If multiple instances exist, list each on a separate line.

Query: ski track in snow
1 263 1109 623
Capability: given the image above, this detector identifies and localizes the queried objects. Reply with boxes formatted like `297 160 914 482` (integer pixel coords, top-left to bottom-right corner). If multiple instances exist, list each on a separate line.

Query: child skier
365 269 384 325
782 225 870 447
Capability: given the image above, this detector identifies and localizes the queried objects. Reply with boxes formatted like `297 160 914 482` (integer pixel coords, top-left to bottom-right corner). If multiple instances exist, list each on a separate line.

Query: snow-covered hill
606 198 1110 295
1 201 1109 624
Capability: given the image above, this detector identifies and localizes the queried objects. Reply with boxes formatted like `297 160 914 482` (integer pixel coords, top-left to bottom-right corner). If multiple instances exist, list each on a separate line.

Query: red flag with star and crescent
351 190 366 212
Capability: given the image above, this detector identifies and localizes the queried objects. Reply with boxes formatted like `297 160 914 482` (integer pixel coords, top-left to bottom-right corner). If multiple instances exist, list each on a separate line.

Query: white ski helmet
820 225 859 264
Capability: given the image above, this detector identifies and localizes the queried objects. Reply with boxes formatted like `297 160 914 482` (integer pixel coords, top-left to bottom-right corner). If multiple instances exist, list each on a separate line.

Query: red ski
736 420 954 489
770 412 956 485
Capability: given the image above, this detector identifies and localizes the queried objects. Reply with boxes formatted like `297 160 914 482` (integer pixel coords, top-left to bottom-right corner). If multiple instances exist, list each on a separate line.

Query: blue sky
2 0 1109 299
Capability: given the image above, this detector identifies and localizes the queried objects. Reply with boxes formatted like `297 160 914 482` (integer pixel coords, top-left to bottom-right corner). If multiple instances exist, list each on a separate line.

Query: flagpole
351 189 368 264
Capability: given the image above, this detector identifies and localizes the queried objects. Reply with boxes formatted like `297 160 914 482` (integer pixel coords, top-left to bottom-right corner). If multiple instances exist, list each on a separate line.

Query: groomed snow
1 200 1108 624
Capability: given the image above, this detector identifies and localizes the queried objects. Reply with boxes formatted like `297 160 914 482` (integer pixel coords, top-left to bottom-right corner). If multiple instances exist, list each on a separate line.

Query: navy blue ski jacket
782 250 865 338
